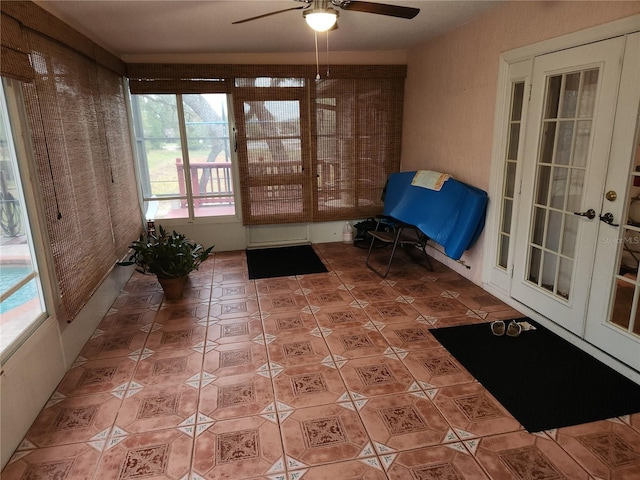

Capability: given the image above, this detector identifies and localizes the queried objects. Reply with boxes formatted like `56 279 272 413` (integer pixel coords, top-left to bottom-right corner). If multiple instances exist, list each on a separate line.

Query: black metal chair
365 216 433 278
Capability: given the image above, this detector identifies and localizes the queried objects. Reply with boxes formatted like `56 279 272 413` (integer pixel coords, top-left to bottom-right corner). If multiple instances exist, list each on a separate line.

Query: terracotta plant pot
157 276 187 300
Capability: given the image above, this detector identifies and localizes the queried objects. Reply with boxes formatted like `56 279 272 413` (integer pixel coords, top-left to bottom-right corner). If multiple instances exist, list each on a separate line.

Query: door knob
574 209 596 220
599 212 620 227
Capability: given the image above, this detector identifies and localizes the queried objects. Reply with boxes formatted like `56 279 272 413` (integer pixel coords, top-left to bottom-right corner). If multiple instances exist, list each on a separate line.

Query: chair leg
366 228 403 278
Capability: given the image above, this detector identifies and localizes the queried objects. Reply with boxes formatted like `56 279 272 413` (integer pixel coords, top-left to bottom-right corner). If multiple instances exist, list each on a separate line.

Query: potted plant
118 226 214 300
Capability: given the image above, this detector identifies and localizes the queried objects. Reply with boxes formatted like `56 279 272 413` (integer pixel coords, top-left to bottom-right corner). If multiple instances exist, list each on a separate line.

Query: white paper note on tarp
411 170 452 191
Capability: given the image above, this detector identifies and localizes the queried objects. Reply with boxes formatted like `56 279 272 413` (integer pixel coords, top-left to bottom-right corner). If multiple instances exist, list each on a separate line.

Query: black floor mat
246 244 328 280
431 319 640 432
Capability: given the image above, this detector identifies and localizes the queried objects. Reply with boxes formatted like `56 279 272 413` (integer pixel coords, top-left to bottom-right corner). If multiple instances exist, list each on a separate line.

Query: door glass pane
536 165 551 206
545 210 563 251
182 94 235 216
527 68 600 302
540 122 556 163
542 251 558 292
560 73 580 118
566 169 585 212
555 121 574 165
544 75 562 119
557 257 572 299
131 95 187 219
573 120 592 167
550 167 568 209
578 69 599 118
561 215 579 258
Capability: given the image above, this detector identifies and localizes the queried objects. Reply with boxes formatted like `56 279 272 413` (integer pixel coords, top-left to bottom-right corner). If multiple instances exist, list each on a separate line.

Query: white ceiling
34 0 504 60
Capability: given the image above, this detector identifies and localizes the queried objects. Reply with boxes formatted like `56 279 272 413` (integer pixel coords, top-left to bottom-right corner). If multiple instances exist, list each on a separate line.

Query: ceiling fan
232 0 420 32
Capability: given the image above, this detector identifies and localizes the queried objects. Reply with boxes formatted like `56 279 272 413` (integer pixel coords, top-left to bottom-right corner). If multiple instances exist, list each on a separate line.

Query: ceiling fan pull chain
326 30 331 77
315 30 321 80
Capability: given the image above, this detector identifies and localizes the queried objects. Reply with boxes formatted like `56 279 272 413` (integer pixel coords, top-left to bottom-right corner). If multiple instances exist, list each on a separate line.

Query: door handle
599 212 620 227
574 209 596 220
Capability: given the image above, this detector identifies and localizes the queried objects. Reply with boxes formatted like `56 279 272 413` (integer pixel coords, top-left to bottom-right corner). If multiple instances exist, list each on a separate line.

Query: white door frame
483 15 640 383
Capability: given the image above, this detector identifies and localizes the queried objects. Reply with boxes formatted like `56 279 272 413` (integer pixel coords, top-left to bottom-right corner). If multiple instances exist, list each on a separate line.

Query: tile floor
3 242 640 479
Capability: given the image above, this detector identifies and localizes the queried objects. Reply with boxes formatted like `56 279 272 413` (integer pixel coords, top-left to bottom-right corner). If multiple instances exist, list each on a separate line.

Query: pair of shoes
490 320 522 337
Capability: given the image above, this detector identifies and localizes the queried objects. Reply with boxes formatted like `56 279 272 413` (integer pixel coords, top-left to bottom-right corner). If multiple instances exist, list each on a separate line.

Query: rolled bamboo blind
21 32 120 320
1 13 33 81
2 3 141 321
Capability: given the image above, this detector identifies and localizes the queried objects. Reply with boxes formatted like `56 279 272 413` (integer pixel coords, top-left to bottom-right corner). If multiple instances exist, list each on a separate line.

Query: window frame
129 92 240 223
0 78 53 364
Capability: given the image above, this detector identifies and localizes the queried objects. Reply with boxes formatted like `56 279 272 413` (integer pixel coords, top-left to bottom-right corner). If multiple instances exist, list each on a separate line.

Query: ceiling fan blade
339 1 419 19
232 6 307 25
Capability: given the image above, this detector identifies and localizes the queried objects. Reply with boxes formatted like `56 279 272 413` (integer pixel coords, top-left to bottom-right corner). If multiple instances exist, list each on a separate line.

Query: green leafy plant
118 226 214 279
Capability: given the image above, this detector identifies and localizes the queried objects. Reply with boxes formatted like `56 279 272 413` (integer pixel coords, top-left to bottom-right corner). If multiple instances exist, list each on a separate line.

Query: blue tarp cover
383 171 488 260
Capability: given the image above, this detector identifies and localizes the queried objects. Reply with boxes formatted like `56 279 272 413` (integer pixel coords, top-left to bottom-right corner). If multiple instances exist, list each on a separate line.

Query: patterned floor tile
312 304 373 331
55 356 137 397
271 363 348 408
97 309 156 331
472 431 591 479
209 298 261 320
192 416 284 479
548 418 640 479
289 458 387 479
385 445 490 479
144 319 207 352
255 277 301 295
154 302 210 324
206 317 263 345
267 333 332 368
297 273 345 292
212 270 251 285
362 300 422 325
349 284 405 305
323 327 390 359
203 341 269 377
132 348 204 388
401 347 475 387
279 404 370 467
24 393 121 448
78 327 148 361
338 354 418 397
357 393 453 452
95 429 193 479
430 382 522 439
199 372 275 420
304 288 356 310
109 291 164 311
211 282 257 301
393 279 445 299
378 321 440 351
409 295 472 319
335 269 386 286
261 311 318 337
3 443 101 480
114 383 199 433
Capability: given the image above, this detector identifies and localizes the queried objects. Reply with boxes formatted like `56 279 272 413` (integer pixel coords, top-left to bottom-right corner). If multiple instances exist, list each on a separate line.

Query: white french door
584 33 640 371
511 37 627 335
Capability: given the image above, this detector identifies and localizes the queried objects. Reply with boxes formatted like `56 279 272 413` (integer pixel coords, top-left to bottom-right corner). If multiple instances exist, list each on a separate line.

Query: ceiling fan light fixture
303 7 339 32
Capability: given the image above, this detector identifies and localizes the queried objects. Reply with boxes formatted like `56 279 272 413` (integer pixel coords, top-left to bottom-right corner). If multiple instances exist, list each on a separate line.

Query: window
131 93 236 220
0 80 46 358
127 64 407 226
